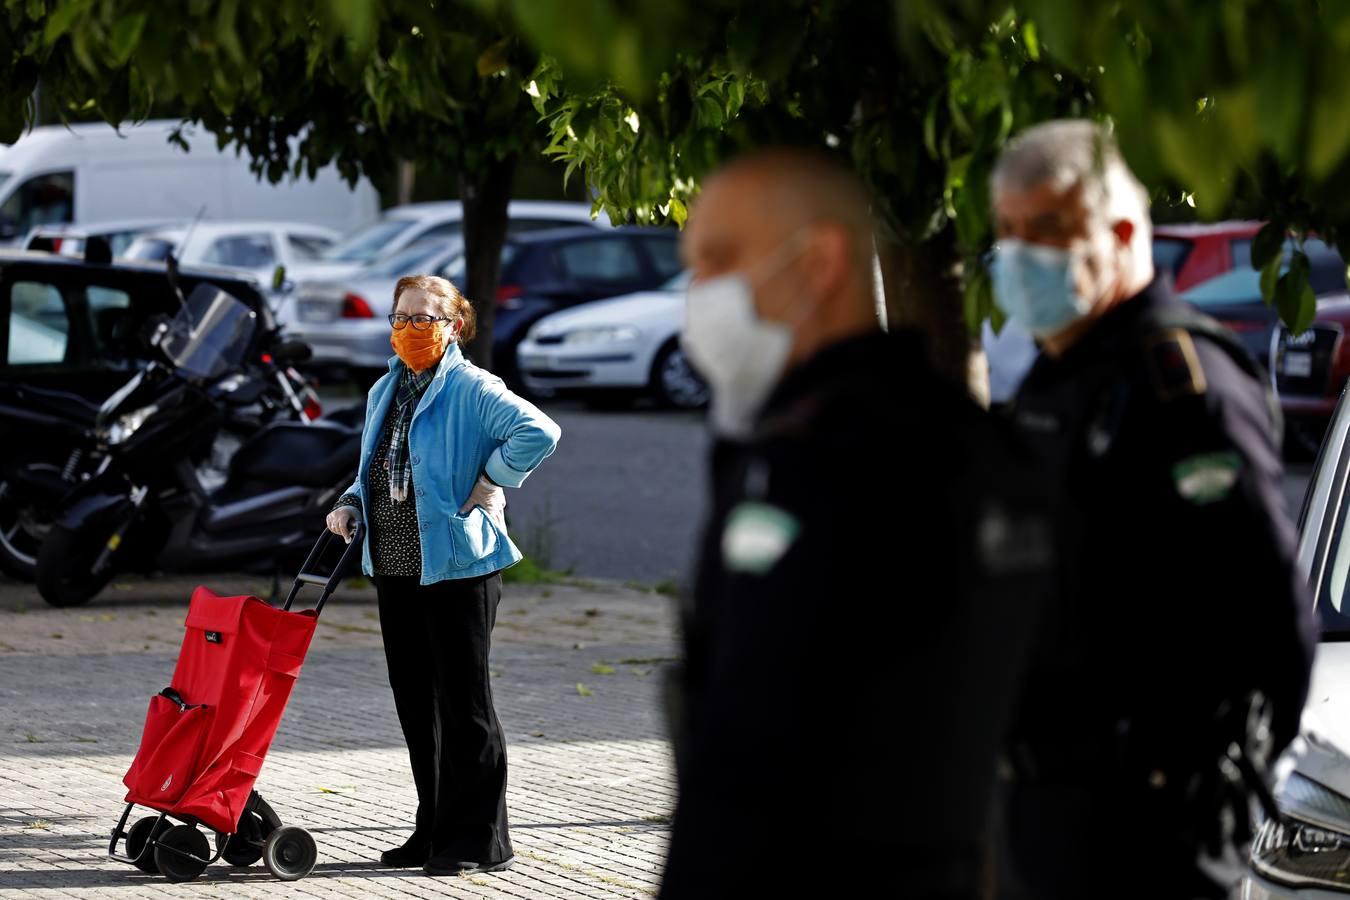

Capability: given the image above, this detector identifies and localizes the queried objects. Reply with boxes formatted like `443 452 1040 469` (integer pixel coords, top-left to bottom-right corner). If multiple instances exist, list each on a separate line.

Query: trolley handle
282 522 366 616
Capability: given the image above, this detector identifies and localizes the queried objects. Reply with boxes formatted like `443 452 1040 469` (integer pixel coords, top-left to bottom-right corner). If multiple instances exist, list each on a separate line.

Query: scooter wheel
215 810 265 867
154 824 210 883
34 522 117 607
263 825 317 881
125 816 167 874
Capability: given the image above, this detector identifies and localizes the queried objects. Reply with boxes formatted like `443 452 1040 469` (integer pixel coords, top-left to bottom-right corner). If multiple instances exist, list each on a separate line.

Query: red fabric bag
122 587 317 834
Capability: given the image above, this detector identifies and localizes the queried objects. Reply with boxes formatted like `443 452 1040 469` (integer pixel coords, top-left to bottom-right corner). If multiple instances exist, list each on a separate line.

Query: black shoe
380 836 432 868
423 854 515 877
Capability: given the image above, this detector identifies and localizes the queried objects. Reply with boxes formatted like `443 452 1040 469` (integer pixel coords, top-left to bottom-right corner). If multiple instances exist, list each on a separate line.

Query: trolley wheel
263 825 317 881
215 810 265 867
154 824 210 883
125 816 167 874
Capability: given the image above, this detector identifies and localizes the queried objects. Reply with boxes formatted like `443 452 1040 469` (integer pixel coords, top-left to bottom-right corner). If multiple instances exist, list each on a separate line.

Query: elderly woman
326 274 560 877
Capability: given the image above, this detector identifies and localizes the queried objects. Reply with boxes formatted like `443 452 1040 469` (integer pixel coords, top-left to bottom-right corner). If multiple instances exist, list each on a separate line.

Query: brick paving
0 572 680 897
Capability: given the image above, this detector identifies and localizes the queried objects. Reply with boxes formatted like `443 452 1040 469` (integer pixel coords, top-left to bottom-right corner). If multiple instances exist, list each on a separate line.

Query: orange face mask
391 321 456 373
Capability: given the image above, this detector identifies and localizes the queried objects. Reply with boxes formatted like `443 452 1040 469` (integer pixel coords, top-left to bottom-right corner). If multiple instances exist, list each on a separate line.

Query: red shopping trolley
108 525 365 883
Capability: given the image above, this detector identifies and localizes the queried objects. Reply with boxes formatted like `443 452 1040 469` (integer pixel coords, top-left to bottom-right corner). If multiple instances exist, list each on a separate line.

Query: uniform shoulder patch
1143 327 1207 401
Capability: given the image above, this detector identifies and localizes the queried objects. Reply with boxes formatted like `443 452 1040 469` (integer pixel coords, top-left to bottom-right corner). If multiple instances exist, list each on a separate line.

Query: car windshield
123 237 178 262
1297 389 1350 638
1182 238 1346 307
322 219 416 263
160 284 257 380
367 240 458 278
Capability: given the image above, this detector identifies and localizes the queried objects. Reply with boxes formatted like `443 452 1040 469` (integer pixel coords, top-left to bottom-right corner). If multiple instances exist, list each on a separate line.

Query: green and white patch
721 502 800 575
1172 451 1242 505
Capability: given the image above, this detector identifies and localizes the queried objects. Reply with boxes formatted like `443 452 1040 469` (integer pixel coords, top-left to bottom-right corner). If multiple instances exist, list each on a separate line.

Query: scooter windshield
161 284 257 380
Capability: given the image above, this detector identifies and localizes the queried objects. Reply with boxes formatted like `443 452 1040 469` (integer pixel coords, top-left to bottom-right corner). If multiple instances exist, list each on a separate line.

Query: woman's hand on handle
326 506 361 544
460 474 506 527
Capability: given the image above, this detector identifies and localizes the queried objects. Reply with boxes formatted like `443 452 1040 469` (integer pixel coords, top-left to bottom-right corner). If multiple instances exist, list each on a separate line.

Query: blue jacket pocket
448 507 500 568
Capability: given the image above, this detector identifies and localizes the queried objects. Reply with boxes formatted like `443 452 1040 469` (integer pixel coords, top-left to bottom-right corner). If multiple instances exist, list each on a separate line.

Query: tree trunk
458 152 516 372
396 159 416 206
876 226 987 405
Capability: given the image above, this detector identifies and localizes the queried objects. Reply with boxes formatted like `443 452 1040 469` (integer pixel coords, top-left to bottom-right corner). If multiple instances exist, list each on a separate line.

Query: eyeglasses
388 314 453 331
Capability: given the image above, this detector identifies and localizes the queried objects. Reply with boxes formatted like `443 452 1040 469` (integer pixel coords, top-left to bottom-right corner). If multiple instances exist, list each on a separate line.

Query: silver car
1243 390 1350 897
280 240 461 379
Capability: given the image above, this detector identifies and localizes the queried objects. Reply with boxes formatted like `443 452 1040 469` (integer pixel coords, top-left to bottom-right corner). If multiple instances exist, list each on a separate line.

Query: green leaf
1276 251 1315 333
1250 221 1285 272
1259 247 1282 305
108 12 148 67
668 196 688 228
42 0 89 44
591 662 616 675
1022 20 1040 60
575 682 593 697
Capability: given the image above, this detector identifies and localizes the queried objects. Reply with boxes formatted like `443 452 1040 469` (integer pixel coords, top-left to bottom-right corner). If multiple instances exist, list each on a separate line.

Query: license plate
1282 350 1313 377
298 300 337 323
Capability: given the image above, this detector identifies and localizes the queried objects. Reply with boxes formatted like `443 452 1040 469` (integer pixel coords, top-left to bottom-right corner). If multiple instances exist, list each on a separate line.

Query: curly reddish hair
392 274 477 343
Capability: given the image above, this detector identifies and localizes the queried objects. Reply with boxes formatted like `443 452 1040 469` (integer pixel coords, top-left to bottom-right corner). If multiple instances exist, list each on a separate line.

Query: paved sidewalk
0 572 681 898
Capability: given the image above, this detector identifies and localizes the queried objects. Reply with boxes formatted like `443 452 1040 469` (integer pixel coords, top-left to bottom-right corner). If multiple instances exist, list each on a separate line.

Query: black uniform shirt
1009 277 1317 766
661 330 1052 898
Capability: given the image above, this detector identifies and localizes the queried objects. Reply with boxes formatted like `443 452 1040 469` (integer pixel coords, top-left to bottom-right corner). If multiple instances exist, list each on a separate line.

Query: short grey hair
992 119 1153 276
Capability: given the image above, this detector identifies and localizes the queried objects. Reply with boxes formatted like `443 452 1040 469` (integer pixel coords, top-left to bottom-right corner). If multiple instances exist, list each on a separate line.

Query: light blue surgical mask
992 238 1094 338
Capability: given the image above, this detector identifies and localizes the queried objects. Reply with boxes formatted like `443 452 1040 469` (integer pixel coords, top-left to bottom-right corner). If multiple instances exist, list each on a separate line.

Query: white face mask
682 233 817 438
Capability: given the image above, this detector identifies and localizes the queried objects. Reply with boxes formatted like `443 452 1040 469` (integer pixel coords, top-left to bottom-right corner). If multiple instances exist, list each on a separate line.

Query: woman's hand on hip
461 475 506 526
326 506 361 543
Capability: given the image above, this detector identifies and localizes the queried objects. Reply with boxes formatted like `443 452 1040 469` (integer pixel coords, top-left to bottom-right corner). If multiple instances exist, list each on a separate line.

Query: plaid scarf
385 365 434 503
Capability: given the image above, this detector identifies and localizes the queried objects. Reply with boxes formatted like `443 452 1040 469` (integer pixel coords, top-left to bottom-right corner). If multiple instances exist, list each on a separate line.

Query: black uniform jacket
661 330 1053 899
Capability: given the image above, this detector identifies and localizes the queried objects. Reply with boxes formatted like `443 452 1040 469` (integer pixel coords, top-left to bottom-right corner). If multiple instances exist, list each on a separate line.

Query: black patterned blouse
331 399 426 577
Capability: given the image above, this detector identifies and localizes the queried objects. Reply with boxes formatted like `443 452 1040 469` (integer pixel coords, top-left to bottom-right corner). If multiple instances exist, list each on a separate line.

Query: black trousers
375 572 512 864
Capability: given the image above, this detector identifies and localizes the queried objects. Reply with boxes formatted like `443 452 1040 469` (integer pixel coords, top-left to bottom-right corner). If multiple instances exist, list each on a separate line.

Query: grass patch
25 819 52 830
503 555 573 585
617 656 680 666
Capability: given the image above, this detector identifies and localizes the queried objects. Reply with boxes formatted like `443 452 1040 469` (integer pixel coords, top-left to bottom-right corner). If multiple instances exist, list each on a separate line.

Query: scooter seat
227 421 360 489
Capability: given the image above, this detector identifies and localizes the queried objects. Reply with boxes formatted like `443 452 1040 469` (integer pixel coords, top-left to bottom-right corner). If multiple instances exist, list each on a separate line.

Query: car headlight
1252 773 1350 890
561 326 640 346
99 404 159 446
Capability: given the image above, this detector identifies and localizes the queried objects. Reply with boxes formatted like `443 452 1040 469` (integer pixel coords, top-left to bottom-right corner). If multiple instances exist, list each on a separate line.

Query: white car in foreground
515 273 708 408
1243 391 1350 898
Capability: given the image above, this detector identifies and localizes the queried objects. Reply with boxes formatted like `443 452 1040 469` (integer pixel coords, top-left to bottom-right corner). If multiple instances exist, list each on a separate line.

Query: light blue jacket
342 344 561 583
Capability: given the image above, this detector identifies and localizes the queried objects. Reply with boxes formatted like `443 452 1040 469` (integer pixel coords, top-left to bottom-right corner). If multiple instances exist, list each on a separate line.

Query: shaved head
682 147 881 371
702 148 878 276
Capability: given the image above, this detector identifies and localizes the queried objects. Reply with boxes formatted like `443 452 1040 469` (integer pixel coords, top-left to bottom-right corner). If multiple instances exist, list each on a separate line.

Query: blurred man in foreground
661 147 1050 898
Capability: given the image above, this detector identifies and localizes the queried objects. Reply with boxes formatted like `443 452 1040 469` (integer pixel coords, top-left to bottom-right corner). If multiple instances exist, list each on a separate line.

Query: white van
0 120 379 243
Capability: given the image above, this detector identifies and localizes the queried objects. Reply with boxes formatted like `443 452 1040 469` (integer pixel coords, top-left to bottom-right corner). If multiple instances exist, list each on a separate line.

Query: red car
1152 221 1264 292
1273 297 1350 451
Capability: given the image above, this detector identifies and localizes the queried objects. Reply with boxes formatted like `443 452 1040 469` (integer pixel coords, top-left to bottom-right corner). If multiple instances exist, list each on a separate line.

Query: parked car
0 246 282 580
985 224 1267 404
516 273 707 408
0 120 377 242
123 221 341 289
23 219 185 259
289 200 616 285
1180 238 1347 364
282 239 458 378
1270 292 1350 455
286 225 682 385
1242 386 1350 897
443 225 683 384
1154 221 1265 291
